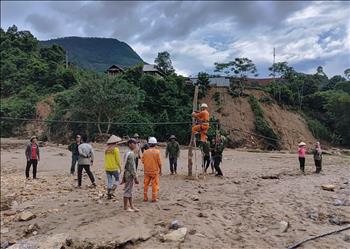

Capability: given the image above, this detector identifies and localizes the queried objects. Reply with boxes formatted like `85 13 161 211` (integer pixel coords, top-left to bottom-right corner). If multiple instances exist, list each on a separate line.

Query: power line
0 116 217 126
230 127 280 142
1 117 280 143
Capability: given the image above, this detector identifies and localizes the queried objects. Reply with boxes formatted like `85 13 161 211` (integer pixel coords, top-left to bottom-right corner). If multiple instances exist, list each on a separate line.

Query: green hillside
40 37 144 71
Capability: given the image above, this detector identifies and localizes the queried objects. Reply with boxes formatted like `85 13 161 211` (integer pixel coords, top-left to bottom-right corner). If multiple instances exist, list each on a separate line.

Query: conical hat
298 142 306 146
107 135 122 144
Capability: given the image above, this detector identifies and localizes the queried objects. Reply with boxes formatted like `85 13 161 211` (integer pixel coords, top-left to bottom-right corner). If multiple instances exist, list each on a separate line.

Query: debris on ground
321 184 335 191
197 212 208 218
170 220 179 230
18 211 36 222
161 227 188 242
261 175 280 179
24 223 40 237
191 195 200 201
279 221 289 233
328 214 350 226
334 199 350 206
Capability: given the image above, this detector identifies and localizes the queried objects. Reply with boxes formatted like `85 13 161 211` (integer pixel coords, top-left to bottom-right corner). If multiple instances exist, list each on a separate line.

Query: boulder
191 195 200 201
279 221 289 233
321 184 335 191
162 227 188 242
8 233 68 249
3 210 17 216
19 211 36 221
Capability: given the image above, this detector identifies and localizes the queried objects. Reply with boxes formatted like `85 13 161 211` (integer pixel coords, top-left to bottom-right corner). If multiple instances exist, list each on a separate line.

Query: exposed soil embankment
202 87 316 150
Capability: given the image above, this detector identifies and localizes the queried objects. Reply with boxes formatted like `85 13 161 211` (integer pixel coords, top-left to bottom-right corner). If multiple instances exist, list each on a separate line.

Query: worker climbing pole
188 85 210 177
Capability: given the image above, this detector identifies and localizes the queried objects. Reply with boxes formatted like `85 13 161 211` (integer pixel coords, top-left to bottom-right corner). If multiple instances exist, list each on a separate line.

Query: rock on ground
162 227 188 242
19 211 36 221
8 233 68 249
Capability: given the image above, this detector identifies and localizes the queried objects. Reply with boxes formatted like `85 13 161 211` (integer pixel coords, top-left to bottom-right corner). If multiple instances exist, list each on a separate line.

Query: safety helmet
201 103 208 108
148 137 157 144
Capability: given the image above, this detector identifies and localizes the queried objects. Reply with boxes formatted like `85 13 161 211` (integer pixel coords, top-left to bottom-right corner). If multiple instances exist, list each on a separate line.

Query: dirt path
1 139 349 249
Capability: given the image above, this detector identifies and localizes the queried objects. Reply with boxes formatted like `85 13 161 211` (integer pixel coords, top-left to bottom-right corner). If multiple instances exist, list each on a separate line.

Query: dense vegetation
265 64 350 146
0 26 193 144
41 37 144 72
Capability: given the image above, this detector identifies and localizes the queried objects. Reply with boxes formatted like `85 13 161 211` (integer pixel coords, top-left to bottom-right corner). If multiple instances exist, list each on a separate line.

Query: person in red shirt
25 136 40 179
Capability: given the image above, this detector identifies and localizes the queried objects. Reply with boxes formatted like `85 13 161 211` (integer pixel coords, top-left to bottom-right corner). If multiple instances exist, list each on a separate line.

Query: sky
1 1 349 77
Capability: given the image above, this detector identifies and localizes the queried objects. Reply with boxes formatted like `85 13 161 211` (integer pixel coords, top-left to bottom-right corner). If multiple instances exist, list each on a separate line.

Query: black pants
135 157 139 171
169 157 177 173
77 164 95 186
299 157 305 172
213 156 223 176
25 159 38 178
314 159 322 173
203 155 210 172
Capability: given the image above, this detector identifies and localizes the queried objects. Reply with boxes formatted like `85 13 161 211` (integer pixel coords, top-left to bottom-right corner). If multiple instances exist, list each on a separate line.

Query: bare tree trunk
97 114 102 135
188 85 199 177
106 117 112 134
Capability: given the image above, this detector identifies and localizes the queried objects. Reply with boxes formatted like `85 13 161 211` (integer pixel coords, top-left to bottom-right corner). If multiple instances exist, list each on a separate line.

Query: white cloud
1 1 349 76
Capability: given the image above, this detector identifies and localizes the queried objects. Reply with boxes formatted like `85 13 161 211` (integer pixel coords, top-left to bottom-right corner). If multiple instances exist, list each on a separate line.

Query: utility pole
188 85 199 177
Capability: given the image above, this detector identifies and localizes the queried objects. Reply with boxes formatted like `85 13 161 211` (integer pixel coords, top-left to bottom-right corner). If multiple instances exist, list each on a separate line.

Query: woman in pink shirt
298 142 307 173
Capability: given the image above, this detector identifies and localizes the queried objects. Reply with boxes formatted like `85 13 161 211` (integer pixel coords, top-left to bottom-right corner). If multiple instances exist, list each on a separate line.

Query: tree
316 66 327 77
268 62 295 101
344 68 350 80
74 75 144 134
214 57 257 95
323 75 346 91
154 51 175 75
197 72 210 98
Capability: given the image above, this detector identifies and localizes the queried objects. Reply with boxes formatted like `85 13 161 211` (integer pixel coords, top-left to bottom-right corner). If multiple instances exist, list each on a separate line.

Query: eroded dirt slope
202 87 316 151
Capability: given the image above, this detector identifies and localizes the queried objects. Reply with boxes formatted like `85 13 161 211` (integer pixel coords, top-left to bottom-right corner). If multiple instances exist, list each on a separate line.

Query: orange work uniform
192 109 210 142
142 148 162 201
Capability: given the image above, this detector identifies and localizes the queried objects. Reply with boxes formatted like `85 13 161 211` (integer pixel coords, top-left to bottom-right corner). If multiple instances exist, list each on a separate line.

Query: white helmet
201 103 208 108
148 137 157 144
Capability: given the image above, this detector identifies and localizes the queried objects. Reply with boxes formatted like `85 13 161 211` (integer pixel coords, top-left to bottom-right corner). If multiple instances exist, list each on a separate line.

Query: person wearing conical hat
132 133 142 171
104 135 122 199
192 103 210 142
298 142 307 173
165 135 180 175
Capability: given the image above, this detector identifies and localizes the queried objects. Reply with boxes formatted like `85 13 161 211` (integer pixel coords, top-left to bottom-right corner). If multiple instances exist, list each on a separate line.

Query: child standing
298 142 307 173
122 139 139 212
104 135 122 199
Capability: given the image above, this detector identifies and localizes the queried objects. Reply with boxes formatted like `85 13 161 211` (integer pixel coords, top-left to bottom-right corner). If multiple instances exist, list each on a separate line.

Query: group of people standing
67 133 162 212
297 141 323 173
200 135 226 177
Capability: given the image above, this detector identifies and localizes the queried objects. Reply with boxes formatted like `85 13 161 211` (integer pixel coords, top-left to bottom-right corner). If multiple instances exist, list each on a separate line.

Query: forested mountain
41 37 144 71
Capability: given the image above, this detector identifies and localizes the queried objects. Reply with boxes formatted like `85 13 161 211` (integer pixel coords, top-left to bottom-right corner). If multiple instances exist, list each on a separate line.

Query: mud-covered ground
1 138 349 249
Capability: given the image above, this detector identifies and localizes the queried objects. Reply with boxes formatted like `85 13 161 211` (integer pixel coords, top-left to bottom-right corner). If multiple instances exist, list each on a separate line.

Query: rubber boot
107 189 112 199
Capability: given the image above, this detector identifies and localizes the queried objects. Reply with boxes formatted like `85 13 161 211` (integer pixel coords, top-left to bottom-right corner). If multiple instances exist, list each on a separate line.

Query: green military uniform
211 137 226 176
166 140 180 174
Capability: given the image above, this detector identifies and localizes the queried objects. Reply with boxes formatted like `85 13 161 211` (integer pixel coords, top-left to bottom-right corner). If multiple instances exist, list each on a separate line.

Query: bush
302 113 333 141
212 92 221 104
228 89 240 98
259 96 273 105
248 95 279 149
